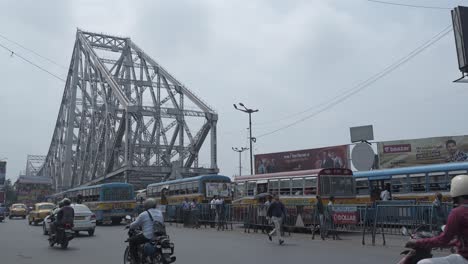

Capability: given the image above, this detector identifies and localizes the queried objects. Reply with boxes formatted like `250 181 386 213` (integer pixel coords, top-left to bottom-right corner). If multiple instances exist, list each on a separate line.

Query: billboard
254 145 349 174
332 206 358 225
206 183 232 198
378 135 468 168
0 161 5 186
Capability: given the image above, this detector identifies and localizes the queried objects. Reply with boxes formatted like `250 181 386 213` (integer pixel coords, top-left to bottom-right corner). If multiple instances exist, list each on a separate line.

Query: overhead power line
0 33 67 69
367 0 452 10
256 25 453 139
0 42 66 82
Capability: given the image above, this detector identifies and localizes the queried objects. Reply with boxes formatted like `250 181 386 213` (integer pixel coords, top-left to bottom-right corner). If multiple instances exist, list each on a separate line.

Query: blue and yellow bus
146 175 232 205
353 162 468 203
50 183 136 224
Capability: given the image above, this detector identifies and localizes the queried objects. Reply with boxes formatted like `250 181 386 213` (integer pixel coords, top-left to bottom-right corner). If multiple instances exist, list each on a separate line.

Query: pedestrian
215 197 225 230
326 196 341 240
210 196 217 227
264 195 273 232
182 198 191 227
315 195 326 240
380 183 392 201
190 199 199 228
433 192 446 228
257 198 265 233
267 195 286 245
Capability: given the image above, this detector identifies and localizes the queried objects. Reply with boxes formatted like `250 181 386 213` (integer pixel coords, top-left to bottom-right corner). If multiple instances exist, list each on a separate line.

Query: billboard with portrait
254 145 349 174
206 183 232 198
378 135 468 168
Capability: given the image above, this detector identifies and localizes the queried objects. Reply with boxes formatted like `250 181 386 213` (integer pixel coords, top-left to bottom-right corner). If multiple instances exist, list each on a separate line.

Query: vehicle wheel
60 241 68 249
74 231 79 236
88 229 95 236
28 219 32 225
123 246 131 264
9 216 11 219
23 216 26 219
111 218 121 225
43 223 49 235
48 238 55 247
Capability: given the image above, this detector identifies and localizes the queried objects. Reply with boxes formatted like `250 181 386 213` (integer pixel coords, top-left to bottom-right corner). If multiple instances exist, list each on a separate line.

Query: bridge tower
39 30 218 191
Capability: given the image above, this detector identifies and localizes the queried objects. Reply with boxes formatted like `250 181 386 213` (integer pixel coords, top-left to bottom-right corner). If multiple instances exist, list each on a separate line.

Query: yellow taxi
9 203 27 219
28 202 55 225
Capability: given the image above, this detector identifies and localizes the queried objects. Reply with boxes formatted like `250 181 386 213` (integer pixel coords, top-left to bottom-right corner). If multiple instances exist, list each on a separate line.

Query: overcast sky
1 0 468 181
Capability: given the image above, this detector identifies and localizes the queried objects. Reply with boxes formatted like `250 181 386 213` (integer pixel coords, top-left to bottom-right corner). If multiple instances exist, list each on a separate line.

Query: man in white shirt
380 183 392 201
129 198 164 263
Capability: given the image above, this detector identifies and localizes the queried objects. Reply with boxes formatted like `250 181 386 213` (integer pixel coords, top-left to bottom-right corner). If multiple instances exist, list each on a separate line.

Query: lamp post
232 147 249 176
233 103 258 175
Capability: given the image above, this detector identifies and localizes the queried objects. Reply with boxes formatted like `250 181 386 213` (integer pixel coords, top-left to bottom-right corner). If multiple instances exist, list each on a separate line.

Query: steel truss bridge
38 30 218 191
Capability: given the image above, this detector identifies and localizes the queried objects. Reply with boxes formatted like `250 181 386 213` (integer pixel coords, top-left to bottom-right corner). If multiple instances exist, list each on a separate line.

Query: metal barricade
370 202 435 245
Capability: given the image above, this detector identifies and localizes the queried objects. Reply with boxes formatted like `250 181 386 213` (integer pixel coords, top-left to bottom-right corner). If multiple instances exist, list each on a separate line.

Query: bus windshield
102 187 132 201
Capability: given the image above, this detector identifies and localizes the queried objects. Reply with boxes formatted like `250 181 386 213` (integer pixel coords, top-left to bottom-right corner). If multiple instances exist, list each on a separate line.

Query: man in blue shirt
129 198 164 263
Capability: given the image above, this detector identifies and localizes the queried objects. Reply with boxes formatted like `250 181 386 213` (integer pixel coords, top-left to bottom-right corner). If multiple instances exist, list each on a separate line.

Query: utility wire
0 42 66 82
256 26 453 138
0 33 67 69
255 25 452 128
367 0 452 10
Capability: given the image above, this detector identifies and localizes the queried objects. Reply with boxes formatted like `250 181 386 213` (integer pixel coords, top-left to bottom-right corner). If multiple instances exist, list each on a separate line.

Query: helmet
144 198 156 210
450 175 468 198
61 198 71 206
58 201 64 208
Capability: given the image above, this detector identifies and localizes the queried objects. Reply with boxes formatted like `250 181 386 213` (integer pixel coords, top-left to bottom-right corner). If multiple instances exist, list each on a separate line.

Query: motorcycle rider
128 198 164 263
50 198 75 238
406 174 468 264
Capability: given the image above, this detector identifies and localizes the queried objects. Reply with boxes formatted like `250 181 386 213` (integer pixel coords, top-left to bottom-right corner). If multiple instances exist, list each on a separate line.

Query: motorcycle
48 223 75 249
397 225 446 264
123 216 176 264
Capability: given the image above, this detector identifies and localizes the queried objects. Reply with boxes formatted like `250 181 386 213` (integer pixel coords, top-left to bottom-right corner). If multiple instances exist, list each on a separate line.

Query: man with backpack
128 198 164 263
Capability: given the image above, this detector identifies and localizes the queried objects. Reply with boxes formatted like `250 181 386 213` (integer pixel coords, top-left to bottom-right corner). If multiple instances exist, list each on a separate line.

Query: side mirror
401 227 409 236
441 225 446 232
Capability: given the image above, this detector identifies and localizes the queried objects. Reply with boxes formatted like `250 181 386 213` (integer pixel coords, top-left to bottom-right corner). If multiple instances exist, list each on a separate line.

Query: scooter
397 225 445 264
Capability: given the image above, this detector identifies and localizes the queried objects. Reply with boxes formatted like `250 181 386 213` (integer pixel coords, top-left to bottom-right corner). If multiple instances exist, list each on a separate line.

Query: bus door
368 176 391 201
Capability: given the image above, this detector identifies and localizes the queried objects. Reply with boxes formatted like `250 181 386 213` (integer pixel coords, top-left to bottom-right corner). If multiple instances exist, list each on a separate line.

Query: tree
4 179 17 205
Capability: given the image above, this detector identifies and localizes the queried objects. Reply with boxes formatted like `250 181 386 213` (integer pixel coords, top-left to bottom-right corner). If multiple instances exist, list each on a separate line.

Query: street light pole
232 147 249 176
233 103 258 175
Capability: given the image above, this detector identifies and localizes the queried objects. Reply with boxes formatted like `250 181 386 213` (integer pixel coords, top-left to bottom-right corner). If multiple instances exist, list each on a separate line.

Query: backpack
147 210 166 237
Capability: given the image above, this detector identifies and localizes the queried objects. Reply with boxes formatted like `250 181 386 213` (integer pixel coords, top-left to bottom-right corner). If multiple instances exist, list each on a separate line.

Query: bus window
355 178 369 195
429 173 447 191
256 180 268 195
268 180 279 195
292 178 303 196
280 179 291 196
247 182 256 196
193 182 199 194
321 176 355 197
304 177 317 195
410 174 426 192
391 175 407 193
235 182 245 198
180 184 187 195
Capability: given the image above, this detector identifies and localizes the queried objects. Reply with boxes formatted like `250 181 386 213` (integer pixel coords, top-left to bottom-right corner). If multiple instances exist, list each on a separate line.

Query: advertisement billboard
254 145 349 174
206 183 232 198
0 161 5 186
378 135 468 168
332 206 358 225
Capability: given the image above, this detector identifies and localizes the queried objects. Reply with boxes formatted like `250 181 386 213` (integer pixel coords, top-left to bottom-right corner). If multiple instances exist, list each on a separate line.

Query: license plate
162 248 172 254
74 216 86 220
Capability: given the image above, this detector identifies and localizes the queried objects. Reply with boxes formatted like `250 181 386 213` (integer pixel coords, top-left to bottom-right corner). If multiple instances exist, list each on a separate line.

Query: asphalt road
0 217 450 264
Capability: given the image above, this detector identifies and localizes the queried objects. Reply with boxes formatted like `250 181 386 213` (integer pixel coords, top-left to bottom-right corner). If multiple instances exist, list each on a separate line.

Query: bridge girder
39 30 218 191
